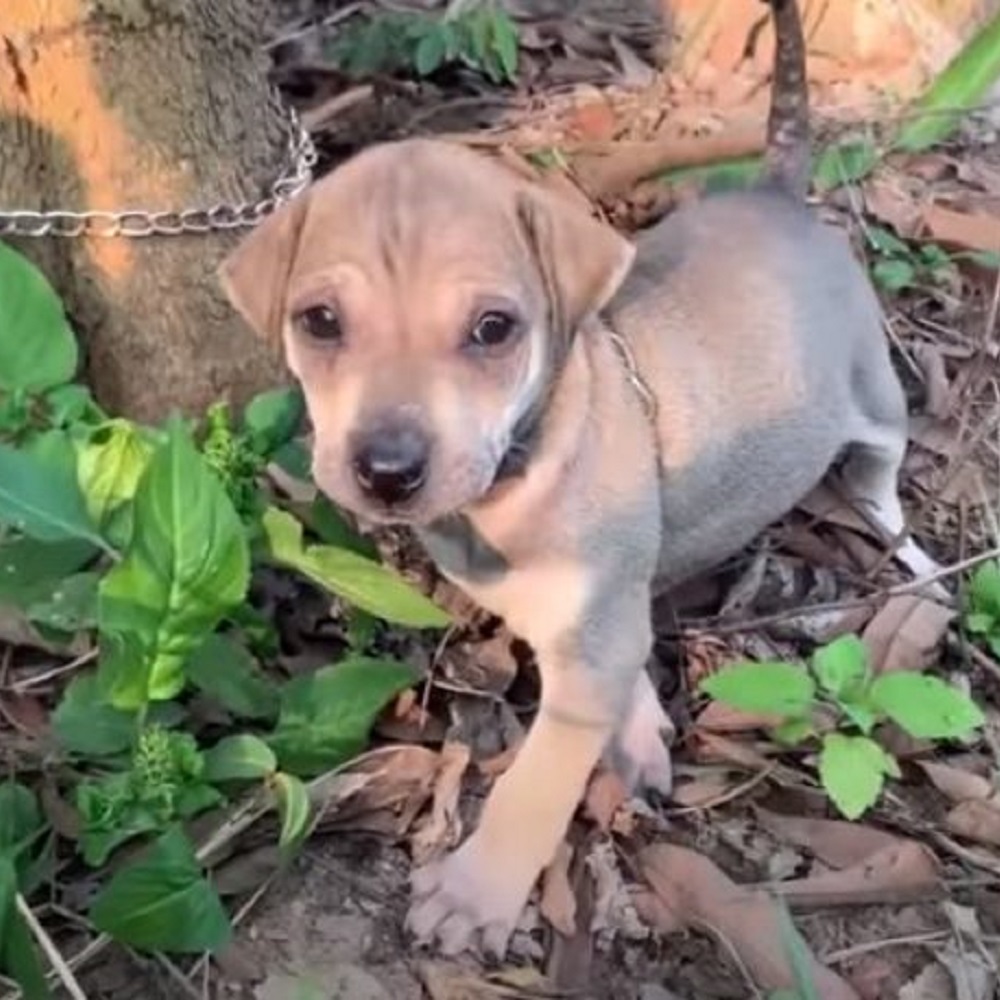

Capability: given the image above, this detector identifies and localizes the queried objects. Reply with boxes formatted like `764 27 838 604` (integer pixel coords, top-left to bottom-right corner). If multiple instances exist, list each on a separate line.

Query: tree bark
0 0 293 423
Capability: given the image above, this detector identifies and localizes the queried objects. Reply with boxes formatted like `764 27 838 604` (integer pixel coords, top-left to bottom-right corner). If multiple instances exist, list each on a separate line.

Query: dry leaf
776 839 941 908
0 692 49 736
635 842 860 999
671 769 743 808
864 175 923 238
691 731 774 771
587 839 644 938
539 840 577 936
945 799 1000 848
754 809 902 869
313 745 438 837
410 741 471 865
862 595 954 674
919 760 995 805
900 962 958 1000
911 342 952 420
921 203 1000 255
696 700 783 733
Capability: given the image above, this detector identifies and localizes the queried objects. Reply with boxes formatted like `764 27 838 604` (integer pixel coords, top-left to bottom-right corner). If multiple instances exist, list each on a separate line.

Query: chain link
0 101 317 239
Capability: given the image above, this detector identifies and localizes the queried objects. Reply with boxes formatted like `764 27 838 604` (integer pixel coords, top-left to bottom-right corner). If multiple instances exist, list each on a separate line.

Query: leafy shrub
327 2 519 84
0 241 450 983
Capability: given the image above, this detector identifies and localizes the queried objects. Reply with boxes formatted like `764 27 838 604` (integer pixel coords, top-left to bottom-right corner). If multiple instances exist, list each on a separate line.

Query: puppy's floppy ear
516 187 635 338
218 190 311 340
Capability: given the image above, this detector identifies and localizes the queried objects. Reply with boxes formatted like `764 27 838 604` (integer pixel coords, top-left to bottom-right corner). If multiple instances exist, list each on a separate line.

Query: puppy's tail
759 0 811 200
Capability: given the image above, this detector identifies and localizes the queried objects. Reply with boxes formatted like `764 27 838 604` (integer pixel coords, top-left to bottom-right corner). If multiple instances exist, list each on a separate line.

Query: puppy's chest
416 515 587 649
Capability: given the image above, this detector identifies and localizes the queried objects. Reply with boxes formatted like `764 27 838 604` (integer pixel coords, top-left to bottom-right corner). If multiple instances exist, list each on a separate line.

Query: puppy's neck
473 327 595 517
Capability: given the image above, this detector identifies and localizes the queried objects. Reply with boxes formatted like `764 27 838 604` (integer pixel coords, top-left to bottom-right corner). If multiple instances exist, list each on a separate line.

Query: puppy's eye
468 310 520 349
296 305 343 343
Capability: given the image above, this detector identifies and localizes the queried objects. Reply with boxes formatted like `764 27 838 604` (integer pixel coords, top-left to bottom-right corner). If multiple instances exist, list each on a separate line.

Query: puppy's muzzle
351 420 431 506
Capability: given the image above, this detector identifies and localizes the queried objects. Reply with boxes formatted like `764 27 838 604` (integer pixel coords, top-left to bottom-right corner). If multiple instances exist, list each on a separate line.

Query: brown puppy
221 0 937 957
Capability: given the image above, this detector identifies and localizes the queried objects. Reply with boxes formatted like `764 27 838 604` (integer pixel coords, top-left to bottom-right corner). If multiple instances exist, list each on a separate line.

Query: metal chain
0 100 317 239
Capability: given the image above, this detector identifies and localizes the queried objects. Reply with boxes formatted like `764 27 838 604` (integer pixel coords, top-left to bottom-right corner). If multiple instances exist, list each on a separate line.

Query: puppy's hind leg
839 428 942 585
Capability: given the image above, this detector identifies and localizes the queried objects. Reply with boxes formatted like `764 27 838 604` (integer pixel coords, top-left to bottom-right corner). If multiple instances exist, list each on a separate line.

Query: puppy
221 0 936 957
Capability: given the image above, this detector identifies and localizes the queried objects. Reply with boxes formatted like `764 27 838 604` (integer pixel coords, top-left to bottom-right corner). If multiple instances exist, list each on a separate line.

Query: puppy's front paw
407 834 535 957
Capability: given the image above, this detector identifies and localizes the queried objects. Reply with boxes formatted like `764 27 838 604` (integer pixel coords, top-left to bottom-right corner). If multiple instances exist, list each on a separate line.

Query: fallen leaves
862 595 954 675
635 842 861 999
921 203 1000 256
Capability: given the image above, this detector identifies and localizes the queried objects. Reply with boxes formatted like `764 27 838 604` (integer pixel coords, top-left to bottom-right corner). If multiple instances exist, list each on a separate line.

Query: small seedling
327 2 519 84
865 225 958 294
965 559 1000 656
700 634 984 820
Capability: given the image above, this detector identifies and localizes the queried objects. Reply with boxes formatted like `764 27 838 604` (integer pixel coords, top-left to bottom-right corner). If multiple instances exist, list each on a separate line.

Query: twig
666 762 778 816
15 893 90 1000
823 930 948 964
9 649 98 693
301 85 375 132
681 544 1000 636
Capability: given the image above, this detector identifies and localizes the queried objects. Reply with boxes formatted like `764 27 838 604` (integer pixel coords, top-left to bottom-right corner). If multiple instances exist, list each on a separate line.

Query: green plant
701 634 984 819
965 560 1000 655
864 225 960 294
327 2 519 84
0 242 451 985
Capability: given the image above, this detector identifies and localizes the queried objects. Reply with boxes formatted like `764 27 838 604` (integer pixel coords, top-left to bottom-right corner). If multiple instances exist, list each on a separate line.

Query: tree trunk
0 0 295 423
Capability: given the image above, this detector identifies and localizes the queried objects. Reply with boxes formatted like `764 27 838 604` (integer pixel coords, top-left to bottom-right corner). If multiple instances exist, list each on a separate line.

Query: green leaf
0 536 95 608
819 733 898 820
895 12 1000 152
26 571 99 632
955 249 1000 270
44 383 104 428
273 439 312 481
872 258 917 293
489 9 519 81
0 783 40 847
813 138 879 191
866 225 910 257
204 734 277 782
772 717 815 745
308 495 378 559
0 440 109 550
77 419 155 526
268 657 419 776
965 610 996 634
273 772 311 851
98 419 251 708
869 672 985 739
243 387 305 458
263 506 448 628
0 858 52 1000
0 782 44 881
0 242 78 393
185 633 279 721
415 25 448 75
77 772 162 867
89 827 232 954
699 661 816 717
52 674 138 756
970 561 1000 617
839 699 879 736
812 635 869 700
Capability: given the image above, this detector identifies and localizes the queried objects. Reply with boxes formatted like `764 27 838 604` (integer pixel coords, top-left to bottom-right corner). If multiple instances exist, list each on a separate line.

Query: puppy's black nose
352 424 430 505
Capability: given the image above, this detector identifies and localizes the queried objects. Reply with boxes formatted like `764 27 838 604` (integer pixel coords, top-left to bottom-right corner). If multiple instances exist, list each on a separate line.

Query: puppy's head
220 139 634 525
